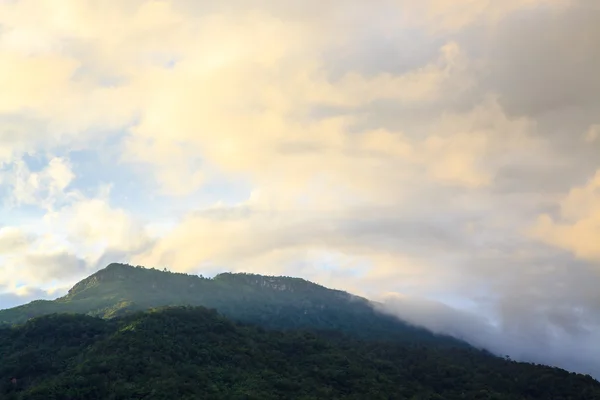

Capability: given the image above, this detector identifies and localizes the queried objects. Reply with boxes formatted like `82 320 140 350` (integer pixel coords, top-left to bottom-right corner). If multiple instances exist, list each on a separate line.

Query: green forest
2 306 600 400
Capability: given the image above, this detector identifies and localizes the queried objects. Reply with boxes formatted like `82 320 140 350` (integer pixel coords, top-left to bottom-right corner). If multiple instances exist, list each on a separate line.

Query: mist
375 294 600 378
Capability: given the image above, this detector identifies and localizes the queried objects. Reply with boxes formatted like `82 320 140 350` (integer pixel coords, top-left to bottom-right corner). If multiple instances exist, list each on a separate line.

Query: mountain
0 263 465 347
2 306 599 399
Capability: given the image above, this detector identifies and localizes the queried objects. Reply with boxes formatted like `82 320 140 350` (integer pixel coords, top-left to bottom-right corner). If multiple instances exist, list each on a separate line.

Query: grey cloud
374 295 498 345
487 3 600 119
427 244 600 377
376 294 600 378
491 163 578 196
187 201 477 258
322 25 446 80
22 251 88 282
322 0 600 188
474 0 600 185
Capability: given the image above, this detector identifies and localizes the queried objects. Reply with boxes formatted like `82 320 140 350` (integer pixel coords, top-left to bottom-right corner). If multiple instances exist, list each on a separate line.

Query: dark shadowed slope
2 307 599 400
0 307 600 400
0 263 465 347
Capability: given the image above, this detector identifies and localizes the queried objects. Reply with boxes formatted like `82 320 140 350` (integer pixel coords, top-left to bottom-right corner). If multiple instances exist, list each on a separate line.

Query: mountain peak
66 263 138 298
104 262 134 271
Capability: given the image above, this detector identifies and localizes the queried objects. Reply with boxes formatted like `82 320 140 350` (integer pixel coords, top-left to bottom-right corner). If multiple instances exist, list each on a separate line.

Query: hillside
0 263 465 347
2 306 599 400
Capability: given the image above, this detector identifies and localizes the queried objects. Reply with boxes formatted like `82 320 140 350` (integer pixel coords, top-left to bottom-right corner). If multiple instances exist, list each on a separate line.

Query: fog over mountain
1 0 599 378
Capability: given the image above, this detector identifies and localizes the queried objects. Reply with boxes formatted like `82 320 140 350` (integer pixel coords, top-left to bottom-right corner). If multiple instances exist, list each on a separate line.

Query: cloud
0 157 75 209
0 158 151 288
0 248 88 287
376 292 600 378
0 227 31 253
585 125 599 143
0 196 151 288
44 195 152 254
396 0 567 32
486 2 600 119
0 51 79 115
131 96 545 279
530 170 600 262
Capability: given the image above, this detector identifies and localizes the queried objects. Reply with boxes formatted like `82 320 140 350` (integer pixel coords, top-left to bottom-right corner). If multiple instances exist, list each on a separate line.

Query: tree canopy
2 306 599 400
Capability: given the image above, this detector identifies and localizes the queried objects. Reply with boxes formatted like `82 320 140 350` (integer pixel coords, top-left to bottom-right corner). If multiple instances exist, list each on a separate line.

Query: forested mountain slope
0 263 465 346
2 307 599 400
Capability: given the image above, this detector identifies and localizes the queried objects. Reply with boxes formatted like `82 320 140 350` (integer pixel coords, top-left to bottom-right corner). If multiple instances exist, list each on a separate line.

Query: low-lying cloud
376 293 600 378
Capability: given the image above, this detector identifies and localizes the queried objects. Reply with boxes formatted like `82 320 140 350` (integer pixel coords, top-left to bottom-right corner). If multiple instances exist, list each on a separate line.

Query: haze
1 0 599 377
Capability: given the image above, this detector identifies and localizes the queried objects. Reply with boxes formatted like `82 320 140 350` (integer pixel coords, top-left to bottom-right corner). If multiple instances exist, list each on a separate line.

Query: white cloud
0 157 75 209
0 160 149 289
0 227 31 254
42 193 152 258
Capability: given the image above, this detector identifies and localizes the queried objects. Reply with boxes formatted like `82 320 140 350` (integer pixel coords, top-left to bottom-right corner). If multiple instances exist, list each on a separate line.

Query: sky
0 0 599 377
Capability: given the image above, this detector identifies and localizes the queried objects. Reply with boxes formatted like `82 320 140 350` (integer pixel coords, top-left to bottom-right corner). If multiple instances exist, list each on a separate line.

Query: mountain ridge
0 263 466 347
